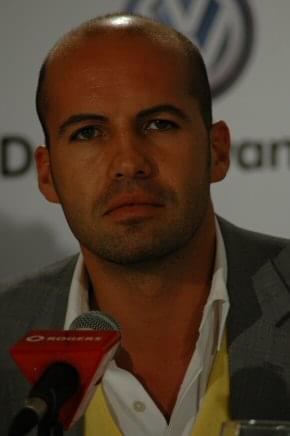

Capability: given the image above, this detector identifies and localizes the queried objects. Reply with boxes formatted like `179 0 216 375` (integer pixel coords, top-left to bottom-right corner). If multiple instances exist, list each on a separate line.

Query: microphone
9 311 121 435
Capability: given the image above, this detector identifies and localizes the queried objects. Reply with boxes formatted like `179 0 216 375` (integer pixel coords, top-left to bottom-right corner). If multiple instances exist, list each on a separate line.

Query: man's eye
145 119 178 131
70 126 101 141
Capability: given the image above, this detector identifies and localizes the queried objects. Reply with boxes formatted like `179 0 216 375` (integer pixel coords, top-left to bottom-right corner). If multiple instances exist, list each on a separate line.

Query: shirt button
133 401 146 412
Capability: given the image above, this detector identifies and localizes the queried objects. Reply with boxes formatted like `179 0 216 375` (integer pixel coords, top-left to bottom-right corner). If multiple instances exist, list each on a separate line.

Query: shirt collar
63 252 89 329
199 217 228 350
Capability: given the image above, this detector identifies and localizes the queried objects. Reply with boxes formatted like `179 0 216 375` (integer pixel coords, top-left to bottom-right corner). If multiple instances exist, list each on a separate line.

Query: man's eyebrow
58 114 107 137
57 105 189 137
137 104 190 121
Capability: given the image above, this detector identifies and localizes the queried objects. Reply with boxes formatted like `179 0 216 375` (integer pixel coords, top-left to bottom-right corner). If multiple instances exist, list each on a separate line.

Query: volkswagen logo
125 0 255 98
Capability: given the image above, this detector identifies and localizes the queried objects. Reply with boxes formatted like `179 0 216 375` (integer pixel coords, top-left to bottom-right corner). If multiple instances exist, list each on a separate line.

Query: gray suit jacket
1 217 290 435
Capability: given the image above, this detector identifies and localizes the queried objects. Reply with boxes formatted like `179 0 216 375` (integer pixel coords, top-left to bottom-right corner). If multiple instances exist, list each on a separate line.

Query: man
1 13 290 436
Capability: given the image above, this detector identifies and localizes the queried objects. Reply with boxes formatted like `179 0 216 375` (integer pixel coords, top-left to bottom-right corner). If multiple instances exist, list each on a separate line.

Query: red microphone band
10 329 121 429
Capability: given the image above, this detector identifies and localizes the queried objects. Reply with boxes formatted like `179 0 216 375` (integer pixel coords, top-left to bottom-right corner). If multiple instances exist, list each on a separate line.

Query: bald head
36 13 212 145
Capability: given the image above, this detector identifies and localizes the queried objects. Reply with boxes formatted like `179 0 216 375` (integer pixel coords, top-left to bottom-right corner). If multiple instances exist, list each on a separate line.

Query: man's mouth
104 194 163 219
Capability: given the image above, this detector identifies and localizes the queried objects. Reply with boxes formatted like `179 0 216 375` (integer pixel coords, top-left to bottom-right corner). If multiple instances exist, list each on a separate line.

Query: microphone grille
69 310 120 331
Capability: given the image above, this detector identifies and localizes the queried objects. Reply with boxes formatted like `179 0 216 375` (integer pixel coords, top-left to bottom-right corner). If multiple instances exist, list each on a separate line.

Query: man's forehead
45 31 190 93
46 35 191 101
49 29 186 66
35 16 212 141
43 32 196 126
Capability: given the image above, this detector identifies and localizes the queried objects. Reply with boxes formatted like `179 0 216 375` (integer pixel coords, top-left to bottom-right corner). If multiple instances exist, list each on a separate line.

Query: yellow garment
85 383 122 436
191 335 230 435
85 336 230 436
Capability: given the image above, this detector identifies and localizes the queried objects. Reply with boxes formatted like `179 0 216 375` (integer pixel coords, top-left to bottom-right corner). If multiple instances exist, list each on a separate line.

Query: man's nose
108 134 155 180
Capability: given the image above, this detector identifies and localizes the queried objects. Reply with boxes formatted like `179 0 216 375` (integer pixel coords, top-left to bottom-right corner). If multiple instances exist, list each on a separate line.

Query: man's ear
35 145 60 203
210 121 231 183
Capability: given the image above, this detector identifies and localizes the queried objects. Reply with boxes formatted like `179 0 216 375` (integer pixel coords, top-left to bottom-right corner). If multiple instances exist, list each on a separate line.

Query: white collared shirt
64 220 229 436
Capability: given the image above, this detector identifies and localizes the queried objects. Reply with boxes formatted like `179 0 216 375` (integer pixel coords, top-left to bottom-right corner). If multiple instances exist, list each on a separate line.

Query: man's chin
96 248 165 266
89 238 186 266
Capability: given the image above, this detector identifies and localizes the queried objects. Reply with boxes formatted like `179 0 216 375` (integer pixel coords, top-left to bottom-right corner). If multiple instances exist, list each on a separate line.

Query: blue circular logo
125 0 254 98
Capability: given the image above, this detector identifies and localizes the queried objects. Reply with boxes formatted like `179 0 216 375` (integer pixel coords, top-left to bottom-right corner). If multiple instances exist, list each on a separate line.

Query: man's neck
81 208 216 349
81 209 217 416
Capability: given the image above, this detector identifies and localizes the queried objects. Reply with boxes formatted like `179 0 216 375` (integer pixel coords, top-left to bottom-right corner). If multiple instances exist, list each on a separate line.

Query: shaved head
36 13 212 146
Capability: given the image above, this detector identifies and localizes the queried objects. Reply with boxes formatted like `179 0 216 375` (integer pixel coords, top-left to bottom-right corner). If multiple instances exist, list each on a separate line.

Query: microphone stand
37 418 63 436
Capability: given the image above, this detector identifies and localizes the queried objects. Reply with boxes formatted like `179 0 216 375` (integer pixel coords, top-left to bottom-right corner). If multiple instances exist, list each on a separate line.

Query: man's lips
104 194 163 216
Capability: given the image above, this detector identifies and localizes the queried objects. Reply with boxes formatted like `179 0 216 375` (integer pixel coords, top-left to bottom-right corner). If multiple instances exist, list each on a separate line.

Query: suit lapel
229 259 290 419
220 218 290 420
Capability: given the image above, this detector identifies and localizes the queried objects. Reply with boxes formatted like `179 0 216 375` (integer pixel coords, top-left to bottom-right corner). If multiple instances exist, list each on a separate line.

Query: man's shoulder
218 216 289 253
0 255 78 307
218 216 290 277
0 255 77 298
0 255 79 369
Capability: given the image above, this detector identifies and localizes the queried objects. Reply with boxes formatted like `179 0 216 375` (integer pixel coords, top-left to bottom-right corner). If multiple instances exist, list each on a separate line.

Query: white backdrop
1 0 290 280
